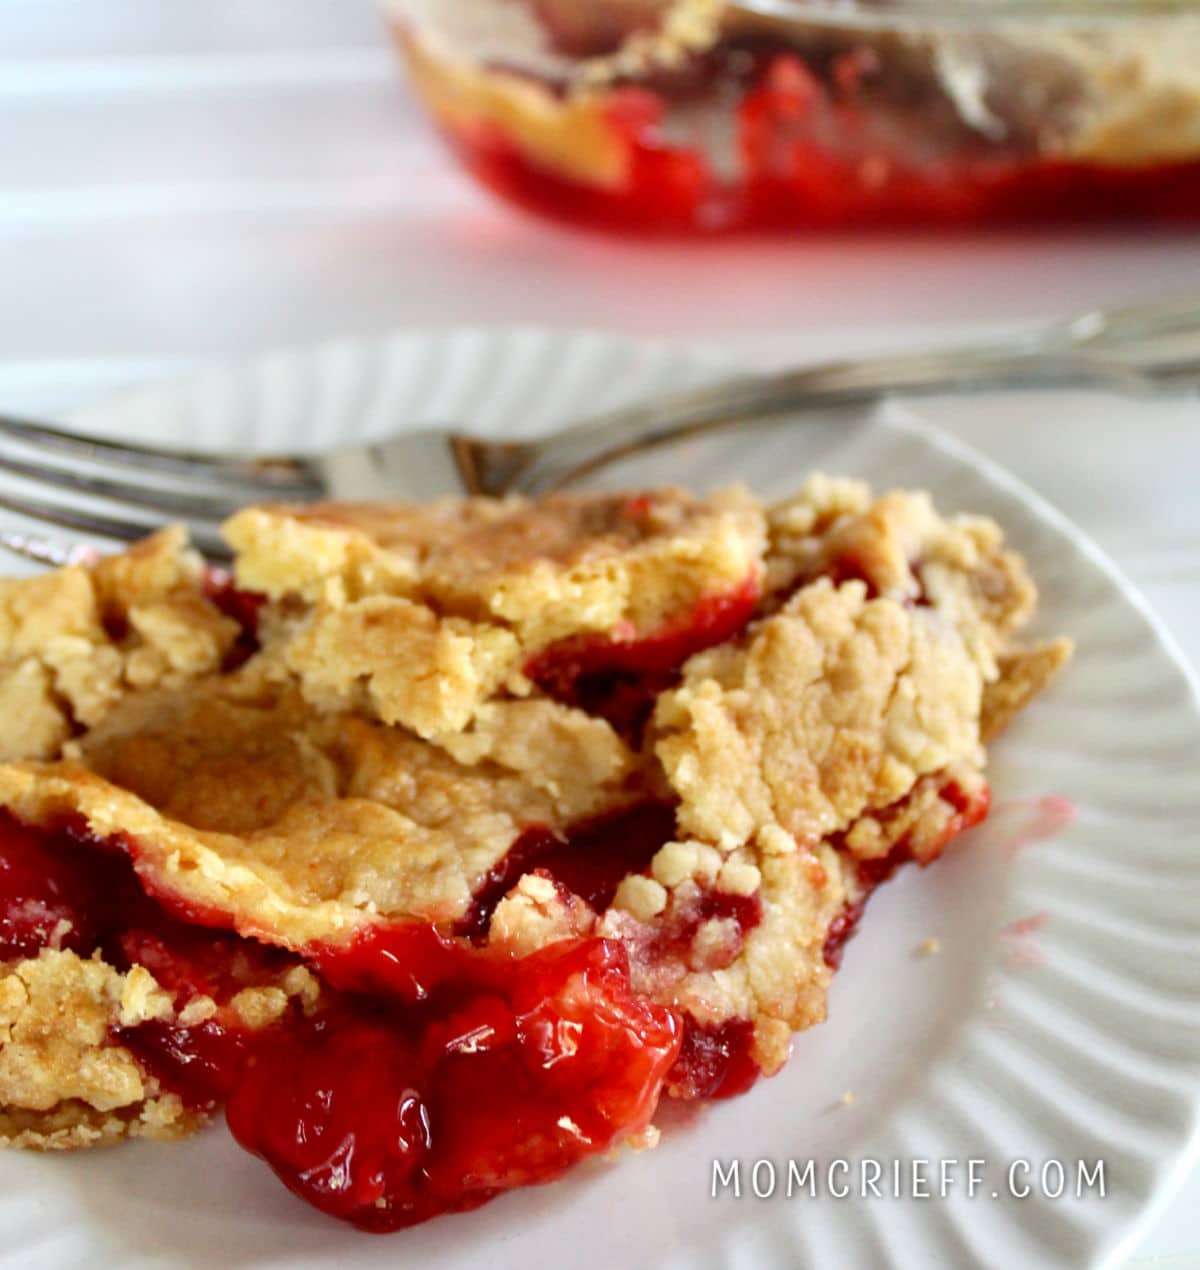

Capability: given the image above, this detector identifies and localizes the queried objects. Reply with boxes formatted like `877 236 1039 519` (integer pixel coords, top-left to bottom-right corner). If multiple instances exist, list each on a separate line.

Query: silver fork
2 294 1199 565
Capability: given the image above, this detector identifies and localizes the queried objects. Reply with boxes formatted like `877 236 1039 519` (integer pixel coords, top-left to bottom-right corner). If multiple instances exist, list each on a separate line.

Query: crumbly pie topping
228 486 765 646
652 577 984 849
0 478 1068 1231
0 952 176 1139
0 529 238 761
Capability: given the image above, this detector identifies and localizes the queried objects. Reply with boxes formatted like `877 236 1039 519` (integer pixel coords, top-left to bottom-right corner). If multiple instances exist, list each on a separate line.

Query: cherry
527 577 759 687
0 815 100 959
226 940 680 1231
117 1018 255 1110
227 1008 435 1229
668 1019 759 1101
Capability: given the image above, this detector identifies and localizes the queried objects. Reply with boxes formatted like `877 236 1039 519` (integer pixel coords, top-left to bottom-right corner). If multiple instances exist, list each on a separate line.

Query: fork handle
509 300 1199 493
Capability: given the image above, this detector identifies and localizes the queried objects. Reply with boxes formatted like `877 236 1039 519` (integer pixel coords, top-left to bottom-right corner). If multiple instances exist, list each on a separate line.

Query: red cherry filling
201 566 266 637
0 813 684 1228
525 577 760 741
668 1019 759 1102
117 1018 256 1110
201 566 267 669
228 939 681 1231
456 801 679 940
679 886 762 944
0 811 303 1109
0 811 291 981
108 928 295 1110
0 817 102 959
420 940 678 1200
115 926 295 1006
311 920 498 1004
821 895 868 973
226 1008 437 1228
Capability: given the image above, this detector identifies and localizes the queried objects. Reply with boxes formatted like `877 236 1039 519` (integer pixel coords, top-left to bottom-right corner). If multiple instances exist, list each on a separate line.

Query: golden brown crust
651 578 984 850
0 529 238 762
280 597 524 740
222 489 765 744
765 480 1035 668
228 488 765 640
982 639 1075 743
0 951 197 1149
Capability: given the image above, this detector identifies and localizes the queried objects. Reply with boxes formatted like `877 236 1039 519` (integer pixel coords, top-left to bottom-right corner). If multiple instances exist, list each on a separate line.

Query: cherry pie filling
200 565 267 671
525 575 761 742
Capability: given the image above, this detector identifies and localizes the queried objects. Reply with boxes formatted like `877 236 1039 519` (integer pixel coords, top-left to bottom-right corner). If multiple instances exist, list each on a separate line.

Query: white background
1 3 1199 1265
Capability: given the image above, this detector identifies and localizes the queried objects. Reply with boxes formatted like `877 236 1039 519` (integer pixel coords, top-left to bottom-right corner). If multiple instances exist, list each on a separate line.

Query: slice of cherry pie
0 478 1069 1230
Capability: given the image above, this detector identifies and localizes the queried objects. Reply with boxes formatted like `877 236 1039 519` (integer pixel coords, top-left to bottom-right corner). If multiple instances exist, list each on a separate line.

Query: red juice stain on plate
998 913 1050 939
1004 795 1075 855
996 911 1050 972
972 794 1075 861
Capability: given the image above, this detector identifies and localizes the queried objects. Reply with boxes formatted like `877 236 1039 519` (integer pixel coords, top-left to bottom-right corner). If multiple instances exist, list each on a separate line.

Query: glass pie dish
382 0 1200 230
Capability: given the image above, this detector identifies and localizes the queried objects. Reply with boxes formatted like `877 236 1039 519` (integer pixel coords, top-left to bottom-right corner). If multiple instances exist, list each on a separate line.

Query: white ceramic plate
2 329 1199 1270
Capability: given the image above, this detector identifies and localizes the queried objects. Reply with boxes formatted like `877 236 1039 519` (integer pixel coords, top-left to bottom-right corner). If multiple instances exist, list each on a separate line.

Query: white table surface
2 3 1200 1265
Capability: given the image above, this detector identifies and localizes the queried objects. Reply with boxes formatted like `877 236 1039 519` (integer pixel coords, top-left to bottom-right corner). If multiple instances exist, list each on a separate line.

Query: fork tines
0 412 323 554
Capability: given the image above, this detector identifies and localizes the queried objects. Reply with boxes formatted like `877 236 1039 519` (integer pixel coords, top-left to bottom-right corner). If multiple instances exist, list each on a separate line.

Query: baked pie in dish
0 478 1070 1231
386 0 1200 230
